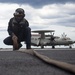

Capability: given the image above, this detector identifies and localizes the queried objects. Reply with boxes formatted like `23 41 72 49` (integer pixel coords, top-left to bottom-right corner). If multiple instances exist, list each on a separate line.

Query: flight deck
0 48 75 75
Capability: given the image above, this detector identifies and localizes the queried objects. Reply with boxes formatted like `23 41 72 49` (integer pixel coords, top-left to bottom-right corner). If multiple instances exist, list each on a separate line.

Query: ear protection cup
13 8 25 18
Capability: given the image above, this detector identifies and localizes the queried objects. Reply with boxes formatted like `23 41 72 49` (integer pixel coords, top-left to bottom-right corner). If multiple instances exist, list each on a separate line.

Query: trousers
3 27 31 49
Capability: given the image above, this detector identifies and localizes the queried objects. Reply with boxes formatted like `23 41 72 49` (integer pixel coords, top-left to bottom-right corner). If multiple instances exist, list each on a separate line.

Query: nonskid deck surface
0 48 75 51
0 48 75 75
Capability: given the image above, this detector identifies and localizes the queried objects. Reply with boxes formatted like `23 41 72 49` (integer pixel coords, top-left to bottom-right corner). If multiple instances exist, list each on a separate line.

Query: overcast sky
0 0 75 7
0 0 75 40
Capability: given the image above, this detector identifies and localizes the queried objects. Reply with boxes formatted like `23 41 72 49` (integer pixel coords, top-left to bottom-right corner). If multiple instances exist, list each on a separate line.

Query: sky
0 0 75 47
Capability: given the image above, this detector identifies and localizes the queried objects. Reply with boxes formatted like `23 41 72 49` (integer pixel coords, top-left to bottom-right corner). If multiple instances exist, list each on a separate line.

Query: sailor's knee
25 27 31 36
3 39 7 44
26 27 31 32
3 37 12 45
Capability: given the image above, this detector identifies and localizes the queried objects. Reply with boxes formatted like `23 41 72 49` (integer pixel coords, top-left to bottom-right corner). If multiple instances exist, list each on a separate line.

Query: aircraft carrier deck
0 48 75 75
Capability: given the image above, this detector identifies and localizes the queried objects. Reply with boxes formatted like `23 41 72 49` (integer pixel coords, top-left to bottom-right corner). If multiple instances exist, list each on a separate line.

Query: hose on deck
18 49 75 74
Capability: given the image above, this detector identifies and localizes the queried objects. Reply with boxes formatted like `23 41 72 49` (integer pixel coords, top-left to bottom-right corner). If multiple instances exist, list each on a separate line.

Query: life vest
11 18 27 35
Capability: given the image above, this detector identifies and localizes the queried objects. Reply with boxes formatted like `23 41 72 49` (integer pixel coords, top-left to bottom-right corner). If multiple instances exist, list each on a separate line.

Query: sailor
3 8 31 50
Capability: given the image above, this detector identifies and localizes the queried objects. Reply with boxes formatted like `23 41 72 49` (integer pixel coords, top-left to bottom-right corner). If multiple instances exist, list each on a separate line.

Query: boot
26 44 31 49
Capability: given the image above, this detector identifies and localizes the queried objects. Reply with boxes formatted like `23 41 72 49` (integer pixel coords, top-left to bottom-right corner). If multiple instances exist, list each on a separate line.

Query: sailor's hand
12 34 19 50
12 34 18 41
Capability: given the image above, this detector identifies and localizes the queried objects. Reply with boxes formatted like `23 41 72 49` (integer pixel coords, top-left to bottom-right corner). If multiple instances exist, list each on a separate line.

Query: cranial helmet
13 8 25 22
14 8 25 17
